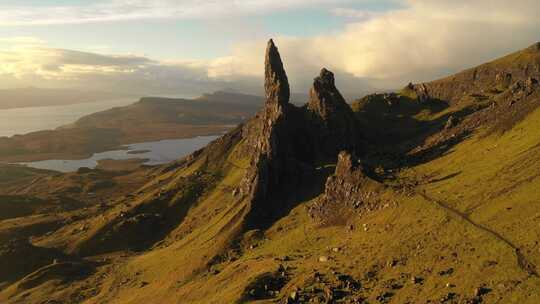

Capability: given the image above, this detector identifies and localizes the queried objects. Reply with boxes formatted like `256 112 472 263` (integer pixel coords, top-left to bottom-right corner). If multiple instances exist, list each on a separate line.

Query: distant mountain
198 89 309 105
195 90 264 105
70 91 264 136
0 91 265 162
0 87 128 109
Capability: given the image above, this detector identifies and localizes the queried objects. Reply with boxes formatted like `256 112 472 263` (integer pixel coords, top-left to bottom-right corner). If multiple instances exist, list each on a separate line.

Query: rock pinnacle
264 39 290 106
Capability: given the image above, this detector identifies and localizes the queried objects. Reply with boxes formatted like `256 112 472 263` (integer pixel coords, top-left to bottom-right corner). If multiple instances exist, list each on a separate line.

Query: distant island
0 91 265 162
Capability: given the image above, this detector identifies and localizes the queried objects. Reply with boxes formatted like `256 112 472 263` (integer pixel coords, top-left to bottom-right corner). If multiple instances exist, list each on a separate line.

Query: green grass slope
1 43 540 304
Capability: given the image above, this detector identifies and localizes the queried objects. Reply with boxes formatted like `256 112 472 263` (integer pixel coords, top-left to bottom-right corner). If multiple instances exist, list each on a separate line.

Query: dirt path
417 191 538 277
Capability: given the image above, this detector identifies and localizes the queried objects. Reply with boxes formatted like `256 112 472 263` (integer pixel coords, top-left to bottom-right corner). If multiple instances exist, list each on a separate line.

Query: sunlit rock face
238 40 363 229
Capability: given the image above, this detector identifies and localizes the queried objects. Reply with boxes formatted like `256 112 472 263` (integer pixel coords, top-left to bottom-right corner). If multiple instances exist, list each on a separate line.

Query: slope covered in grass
1 41 540 303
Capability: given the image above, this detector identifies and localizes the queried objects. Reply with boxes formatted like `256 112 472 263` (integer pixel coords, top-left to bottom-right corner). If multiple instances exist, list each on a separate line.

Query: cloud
0 35 371 98
0 36 45 45
0 0 356 26
0 41 217 96
1 0 539 100
330 8 381 21
209 0 540 92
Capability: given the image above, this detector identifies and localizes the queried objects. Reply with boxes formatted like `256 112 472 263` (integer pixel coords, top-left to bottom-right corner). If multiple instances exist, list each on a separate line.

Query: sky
0 0 539 98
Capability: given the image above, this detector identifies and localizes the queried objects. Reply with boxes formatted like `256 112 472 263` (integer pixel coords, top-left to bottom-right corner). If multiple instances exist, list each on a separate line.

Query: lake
20 135 219 173
0 98 136 138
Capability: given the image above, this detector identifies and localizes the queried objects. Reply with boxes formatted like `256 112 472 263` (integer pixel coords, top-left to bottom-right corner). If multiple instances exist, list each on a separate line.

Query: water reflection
20 135 218 173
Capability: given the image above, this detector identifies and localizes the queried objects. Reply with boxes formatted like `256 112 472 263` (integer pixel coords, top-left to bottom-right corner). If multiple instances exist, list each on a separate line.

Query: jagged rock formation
239 40 303 228
309 151 383 226
239 41 362 228
264 39 290 107
406 82 431 102
406 42 540 104
307 68 359 157
510 76 539 98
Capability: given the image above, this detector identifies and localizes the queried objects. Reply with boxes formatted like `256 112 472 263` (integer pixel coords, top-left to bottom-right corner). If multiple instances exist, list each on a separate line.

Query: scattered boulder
438 268 454 276
495 71 513 87
241 270 289 301
444 115 457 130
510 77 538 97
411 276 423 284
440 292 457 303
408 83 431 102
474 286 491 297
376 291 394 303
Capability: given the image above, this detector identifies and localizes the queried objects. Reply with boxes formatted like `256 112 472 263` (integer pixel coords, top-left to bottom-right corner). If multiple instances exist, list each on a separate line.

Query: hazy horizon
1 0 539 99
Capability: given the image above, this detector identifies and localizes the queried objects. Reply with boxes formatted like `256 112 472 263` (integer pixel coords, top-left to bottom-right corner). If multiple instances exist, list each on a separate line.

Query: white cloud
0 0 355 26
209 0 540 92
0 0 539 99
330 8 381 20
0 41 222 96
0 36 45 45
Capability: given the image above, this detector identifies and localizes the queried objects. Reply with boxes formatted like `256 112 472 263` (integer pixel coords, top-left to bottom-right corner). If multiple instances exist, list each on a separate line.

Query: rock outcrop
406 42 540 104
238 40 364 229
239 40 310 229
309 151 383 226
264 39 290 107
307 68 359 158
509 77 539 98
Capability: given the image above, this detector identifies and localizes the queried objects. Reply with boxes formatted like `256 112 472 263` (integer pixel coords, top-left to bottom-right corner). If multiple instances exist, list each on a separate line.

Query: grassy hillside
0 42 539 303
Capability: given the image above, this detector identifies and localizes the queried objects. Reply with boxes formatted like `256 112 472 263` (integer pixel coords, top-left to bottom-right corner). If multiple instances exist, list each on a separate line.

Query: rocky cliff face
239 40 362 229
264 39 290 107
407 42 540 104
239 40 310 228
307 68 360 158
309 151 383 226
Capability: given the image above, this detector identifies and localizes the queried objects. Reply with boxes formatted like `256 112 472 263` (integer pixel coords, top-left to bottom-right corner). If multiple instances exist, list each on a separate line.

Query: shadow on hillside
74 172 217 256
244 164 335 232
407 130 473 167
354 94 483 170
427 171 462 184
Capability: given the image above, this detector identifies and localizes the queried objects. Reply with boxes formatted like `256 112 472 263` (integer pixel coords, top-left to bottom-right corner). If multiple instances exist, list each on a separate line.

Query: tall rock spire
308 68 349 118
264 39 290 106
307 68 359 157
